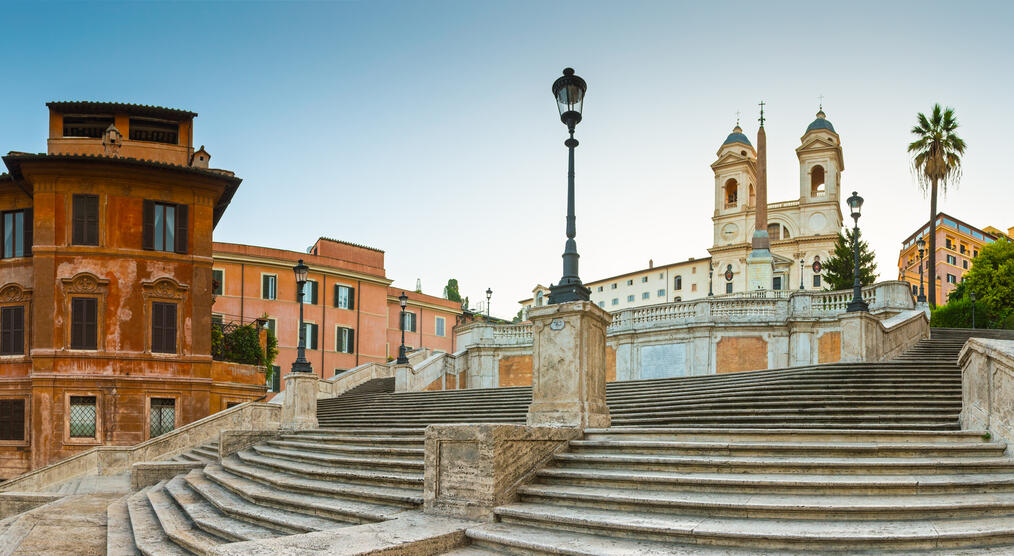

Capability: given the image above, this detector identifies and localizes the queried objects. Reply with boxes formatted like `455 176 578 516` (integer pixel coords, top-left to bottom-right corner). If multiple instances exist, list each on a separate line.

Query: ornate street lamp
708 262 714 297
485 288 492 318
970 290 977 329
846 192 869 312
290 259 313 373
548 68 591 304
397 291 409 364
917 236 927 303
800 258 805 290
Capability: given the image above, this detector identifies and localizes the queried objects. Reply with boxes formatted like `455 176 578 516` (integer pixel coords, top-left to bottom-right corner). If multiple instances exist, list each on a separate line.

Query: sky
1 1 1011 318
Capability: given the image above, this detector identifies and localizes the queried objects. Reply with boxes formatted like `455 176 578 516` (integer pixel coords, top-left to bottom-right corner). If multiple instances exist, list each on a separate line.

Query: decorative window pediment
141 277 189 301
61 273 110 294
0 284 31 303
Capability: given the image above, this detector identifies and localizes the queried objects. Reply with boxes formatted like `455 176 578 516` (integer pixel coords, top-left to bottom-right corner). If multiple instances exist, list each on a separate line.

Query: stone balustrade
960 339 1014 446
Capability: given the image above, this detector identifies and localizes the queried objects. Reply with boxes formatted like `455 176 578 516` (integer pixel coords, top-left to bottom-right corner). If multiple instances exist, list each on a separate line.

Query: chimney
191 145 211 169
648 259 654 269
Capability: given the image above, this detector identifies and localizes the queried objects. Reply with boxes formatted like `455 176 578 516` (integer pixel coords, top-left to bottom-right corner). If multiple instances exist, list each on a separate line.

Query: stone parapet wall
960 339 1014 446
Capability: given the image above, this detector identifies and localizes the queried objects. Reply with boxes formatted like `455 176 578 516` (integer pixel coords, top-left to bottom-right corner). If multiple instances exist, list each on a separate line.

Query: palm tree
908 104 967 308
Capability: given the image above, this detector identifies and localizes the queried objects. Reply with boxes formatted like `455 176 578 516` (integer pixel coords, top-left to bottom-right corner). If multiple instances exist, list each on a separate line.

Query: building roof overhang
47 101 196 121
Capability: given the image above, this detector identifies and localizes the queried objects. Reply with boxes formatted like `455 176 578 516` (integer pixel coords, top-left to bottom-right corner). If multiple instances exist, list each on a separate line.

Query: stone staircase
105 327 1014 553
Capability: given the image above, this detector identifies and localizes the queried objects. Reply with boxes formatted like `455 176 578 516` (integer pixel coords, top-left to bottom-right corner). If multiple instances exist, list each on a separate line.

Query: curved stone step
249 444 423 473
265 439 424 457
126 486 190 556
565 440 1006 458
147 481 225 555
164 475 278 542
106 495 141 556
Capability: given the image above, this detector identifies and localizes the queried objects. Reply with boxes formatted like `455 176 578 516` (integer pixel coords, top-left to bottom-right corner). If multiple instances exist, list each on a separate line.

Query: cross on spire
735 109 741 126
818 94 824 111
758 101 765 127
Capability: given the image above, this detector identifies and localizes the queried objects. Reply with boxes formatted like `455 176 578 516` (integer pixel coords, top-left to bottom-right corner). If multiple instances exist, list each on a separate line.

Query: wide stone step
566 439 1007 458
305 427 426 436
517 484 1014 519
552 453 1014 474
584 428 992 443
609 405 962 418
224 454 422 503
205 463 408 523
465 521 742 555
106 495 140 556
264 439 424 457
494 502 1014 549
250 444 424 472
610 414 960 426
164 475 279 542
280 433 424 446
610 422 961 431
126 486 190 556
184 468 346 534
147 481 225 555
535 468 1014 495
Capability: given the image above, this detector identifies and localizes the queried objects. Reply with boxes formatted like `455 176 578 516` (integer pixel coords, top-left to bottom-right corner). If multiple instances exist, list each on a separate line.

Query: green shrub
931 298 1002 329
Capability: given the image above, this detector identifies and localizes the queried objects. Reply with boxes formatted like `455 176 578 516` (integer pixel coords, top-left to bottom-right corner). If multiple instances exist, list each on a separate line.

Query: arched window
674 275 682 290
535 291 543 306
767 223 781 240
811 165 826 196
724 179 738 207
749 183 755 207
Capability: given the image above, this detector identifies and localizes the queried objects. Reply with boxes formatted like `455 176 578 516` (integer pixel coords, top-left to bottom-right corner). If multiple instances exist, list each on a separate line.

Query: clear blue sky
1 1 1011 317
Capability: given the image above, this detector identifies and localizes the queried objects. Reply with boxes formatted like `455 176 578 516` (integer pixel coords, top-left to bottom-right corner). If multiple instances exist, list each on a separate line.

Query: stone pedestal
746 247 774 292
281 373 319 431
527 301 611 428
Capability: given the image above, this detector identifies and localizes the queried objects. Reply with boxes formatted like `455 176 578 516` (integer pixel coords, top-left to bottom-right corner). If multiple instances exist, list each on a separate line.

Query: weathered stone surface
527 301 611 428
131 461 204 490
839 309 928 362
424 424 580 521
960 338 1014 446
219 430 281 458
211 511 473 555
0 492 62 519
716 336 767 373
282 373 319 431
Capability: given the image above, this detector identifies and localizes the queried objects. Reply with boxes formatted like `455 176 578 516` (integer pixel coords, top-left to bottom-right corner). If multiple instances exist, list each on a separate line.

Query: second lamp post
291 259 313 373
917 236 927 303
846 192 869 313
397 292 409 364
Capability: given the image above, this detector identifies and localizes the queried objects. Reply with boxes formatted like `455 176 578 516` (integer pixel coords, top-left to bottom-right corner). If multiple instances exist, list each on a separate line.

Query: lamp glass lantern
552 68 586 130
847 191 864 221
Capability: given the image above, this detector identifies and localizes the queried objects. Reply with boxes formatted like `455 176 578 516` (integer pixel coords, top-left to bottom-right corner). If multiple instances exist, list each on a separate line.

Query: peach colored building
0 101 265 477
212 238 463 390
898 213 1012 303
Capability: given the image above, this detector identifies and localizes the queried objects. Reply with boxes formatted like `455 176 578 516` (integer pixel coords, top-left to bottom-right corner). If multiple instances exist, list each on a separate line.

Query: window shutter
348 329 354 354
85 196 98 245
348 287 355 310
11 399 23 441
165 303 177 353
263 275 271 299
73 196 85 244
334 284 340 307
12 307 23 355
151 303 163 353
142 200 154 250
174 204 188 254
310 281 318 305
71 299 83 349
23 208 32 256
85 299 98 350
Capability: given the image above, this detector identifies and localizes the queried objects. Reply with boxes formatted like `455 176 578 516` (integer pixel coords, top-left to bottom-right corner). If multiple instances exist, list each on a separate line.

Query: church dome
722 125 752 147
806 110 836 133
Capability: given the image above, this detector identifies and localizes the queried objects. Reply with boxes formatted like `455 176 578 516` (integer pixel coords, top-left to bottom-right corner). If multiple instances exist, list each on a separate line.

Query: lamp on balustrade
291 259 313 373
917 236 927 303
970 290 977 329
845 192 869 313
397 291 410 364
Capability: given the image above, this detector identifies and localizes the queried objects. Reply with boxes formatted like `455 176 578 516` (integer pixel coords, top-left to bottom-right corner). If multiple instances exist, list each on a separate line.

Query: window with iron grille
69 396 97 438
70 297 98 350
0 399 25 441
1 306 25 356
149 398 175 438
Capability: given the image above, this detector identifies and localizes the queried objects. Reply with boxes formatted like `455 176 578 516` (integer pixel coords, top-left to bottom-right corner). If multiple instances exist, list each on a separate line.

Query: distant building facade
211 238 461 389
0 101 265 477
897 213 1012 302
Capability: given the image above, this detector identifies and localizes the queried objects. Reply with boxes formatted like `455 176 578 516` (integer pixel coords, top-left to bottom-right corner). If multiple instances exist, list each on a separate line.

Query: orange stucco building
212 238 463 389
898 213 1012 303
0 102 265 478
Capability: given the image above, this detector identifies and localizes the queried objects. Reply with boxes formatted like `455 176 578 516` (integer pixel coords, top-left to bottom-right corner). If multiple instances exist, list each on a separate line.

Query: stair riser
250 450 423 473
583 431 987 443
554 460 1014 475
264 442 424 458
566 447 1006 458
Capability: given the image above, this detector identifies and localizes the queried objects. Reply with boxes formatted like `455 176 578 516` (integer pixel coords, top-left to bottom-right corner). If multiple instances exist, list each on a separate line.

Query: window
611 298 619 306
302 280 319 305
726 283 733 294
626 279 633 286
974 250 979 258
151 302 177 354
767 223 781 241
627 295 634 302
268 366 281 392
659 273 664 279
264 318 276 335
598 301 605 308
535 291 543 306
641 276 648 283
810 165 826 196
945 238 953 249
813 275 821 288
334 285 355 309
71 195 100 246
2 209 31 259
642 292 650 300
611 283 617 289
0 399 25 441
129 118 179 144
62 115 113 138
334 369 346 377
947 274 957 284
674 276 682 290
912 284 918 295
336 326 355 353
597 286 603 292
657 289 665 297
262 275 277 300
724 178 738 206
691 284 698 292
70 297 98 350
302 322 319 350
674 296 682 302
402 312 417 332
212 269 224 296
1 306 25 356
946 254 957 265
963 260 968 269
435 317 446 337
149 398 175 438
69 396 97 438
142 201 187 254
772 277 782 290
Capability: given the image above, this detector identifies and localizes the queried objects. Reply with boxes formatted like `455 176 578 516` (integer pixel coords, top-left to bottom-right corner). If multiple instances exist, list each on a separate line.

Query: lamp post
485 288 492 319
290 259 313 373
845 191 869 313
917 237 927 303
708 262 714 297
970 290 976 329
547 68 591 304
799 258 805 290
397 292 409 364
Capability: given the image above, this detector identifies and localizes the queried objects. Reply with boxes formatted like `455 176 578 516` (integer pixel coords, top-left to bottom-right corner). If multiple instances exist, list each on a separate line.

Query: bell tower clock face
721 223 739 243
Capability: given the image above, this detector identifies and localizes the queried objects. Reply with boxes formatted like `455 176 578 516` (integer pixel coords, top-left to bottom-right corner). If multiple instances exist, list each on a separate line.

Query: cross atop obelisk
758 100 765 127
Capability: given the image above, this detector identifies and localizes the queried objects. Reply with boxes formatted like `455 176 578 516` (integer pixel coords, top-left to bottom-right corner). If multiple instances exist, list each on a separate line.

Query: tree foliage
822 227 878 291
933 238 1014 329
443 279 462 303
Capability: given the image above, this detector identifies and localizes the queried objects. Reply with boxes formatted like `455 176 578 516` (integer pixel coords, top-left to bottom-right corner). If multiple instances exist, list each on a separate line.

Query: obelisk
746 101 774 291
